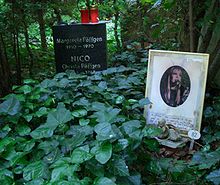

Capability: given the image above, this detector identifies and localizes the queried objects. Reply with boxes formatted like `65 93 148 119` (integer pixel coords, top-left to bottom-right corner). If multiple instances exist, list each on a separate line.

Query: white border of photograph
145 50 209 133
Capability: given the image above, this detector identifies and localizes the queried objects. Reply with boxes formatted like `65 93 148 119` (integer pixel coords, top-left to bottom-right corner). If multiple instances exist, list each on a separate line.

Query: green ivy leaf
128 99 138 104
73 97 90 108
206 168 220 185
138 98 151 106
0 169 13 179
117 174 142 185
113 158 130 176
0 125 11 138
93 177 116 185
92 108 120 123
92 142 112 164
18 139 35 152
29 91 41 101
85 160 104 177
91 102 107 111
0 175 13 185
0 137 15 153
14 164 24 175
23 79 38 85
204 107 215 118
43 149 60 164
16 124 31 136
191 150 220 169
51 165 69 182
102 67 117 75
78 80 92 87
44 97 55 107
30 125 54 139
80 177 92 185
48 181 72 185
50 164 79 182
40 79 57 88
17 85 33 94
72 109 87 118
71 145 93 164
131 98 151 109
61 132 87 151
98 81 107 90
31 104 71 139
142 126 162 137
38 140 59 155
2 148 25 166
23 161 46 181
115 95 125 104
66 125 93 137
25 178 44 185
79 119 90 126
121 120 143 139
58 78 70 88
94 122 115 141
144 138 159 152
114 139 129 152
23 114 33 122
35 107 49 117
25 102 34 110
0 95 21 116
46 103 72 126
122 120 142 134
55 72 66 79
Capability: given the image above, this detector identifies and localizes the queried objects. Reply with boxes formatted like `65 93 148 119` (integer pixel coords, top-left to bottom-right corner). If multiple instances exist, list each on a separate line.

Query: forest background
0 0 220 184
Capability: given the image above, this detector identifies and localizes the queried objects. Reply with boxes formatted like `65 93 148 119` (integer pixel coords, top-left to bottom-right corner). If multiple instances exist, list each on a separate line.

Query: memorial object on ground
145 50 209 138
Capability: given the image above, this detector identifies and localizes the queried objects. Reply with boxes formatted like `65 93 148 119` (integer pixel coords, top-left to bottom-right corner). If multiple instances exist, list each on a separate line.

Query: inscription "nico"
71 55 90 62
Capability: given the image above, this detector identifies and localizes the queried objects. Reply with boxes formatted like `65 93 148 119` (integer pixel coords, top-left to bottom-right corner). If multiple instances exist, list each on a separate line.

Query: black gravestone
53 23 107 73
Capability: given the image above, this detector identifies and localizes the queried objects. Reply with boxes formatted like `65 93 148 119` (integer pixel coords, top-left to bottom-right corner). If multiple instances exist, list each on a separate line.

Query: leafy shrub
0 66 162 184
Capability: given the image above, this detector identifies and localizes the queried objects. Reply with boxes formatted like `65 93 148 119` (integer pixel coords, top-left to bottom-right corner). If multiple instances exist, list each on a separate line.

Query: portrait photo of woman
160 66 191 107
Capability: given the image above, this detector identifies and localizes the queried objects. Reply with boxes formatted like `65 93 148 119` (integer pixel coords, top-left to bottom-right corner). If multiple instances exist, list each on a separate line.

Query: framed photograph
145 50 209 134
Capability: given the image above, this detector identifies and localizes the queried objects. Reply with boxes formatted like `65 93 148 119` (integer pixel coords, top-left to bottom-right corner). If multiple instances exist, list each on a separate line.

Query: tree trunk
0 34 12 96
207 18 220 83
197 1 220 87
16 31 21 84
23 21 34 76
197 0 216 52
37 7 47 49
137 0 146 48
113 0 121 51
207 47 220 84
11 0 21 85
206 17 220 59
13 31 21 85
189 0 194 52
54 7 62 23
14 31 22 84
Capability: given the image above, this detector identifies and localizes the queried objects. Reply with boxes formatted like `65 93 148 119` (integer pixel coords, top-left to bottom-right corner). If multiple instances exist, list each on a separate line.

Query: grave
53 23 107 73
